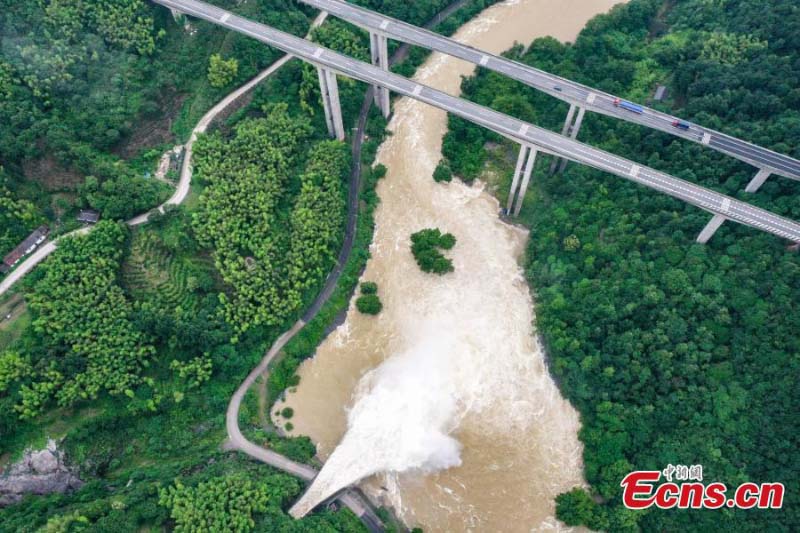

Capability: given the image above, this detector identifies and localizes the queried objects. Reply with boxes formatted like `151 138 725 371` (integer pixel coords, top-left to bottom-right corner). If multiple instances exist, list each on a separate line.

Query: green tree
192 106 348 335
360 281 378 295
208 54 239 88
410 228 457 274
433 160 453 183
356 294 383 315
0 62 13 100
0 168 43 258
159 475 270 533
555 488 608 530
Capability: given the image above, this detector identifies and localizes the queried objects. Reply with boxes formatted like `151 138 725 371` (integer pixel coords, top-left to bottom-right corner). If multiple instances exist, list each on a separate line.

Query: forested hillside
443 0 800 530
192 105 348 336
0 0 312 257
0 0 501 530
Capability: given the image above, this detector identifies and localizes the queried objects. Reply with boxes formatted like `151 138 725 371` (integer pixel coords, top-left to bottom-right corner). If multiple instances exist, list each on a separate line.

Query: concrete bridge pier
507 145 537 215
557 106 586 173
696 214 726 244
745 168 772 193
550 104 585 174
549 104 577 174
317 67 345 140
515 148 538 216
369 32 391 118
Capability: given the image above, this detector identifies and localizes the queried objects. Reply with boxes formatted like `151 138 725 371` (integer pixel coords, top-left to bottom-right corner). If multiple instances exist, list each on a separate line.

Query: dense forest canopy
443 0 800 530
0 0 312 235
2 222 157 420
191 104 348 337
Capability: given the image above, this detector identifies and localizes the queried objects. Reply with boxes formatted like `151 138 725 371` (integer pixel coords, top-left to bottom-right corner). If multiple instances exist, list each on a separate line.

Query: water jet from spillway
290 328 468 517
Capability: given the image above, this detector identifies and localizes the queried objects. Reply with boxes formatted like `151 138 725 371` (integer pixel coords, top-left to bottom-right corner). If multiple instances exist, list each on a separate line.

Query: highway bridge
155 0 800 244
301 0 800 193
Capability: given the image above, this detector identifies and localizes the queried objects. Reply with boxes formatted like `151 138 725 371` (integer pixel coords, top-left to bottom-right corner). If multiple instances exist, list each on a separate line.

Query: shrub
281 407 294 419
356 294 383 315
207 54 238 88
158 475 269 532
410 228 457 274
360 281 378 295
433 160 453 182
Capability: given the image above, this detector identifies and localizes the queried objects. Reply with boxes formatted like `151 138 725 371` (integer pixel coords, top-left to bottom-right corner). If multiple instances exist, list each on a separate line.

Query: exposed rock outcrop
0 439 83 507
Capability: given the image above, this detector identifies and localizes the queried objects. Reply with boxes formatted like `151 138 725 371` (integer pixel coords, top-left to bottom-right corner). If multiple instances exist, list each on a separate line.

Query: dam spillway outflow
280 0 625 530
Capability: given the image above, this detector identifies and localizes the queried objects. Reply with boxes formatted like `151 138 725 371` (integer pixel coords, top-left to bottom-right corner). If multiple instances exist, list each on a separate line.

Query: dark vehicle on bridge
672 119 691 131
613 98 644 114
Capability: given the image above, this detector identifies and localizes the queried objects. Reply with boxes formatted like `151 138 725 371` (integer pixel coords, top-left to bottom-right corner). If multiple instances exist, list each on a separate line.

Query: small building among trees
76 210 101 224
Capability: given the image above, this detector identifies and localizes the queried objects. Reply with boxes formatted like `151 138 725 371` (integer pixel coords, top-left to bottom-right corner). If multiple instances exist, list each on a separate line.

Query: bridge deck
154 0 800 243
301 0 800 181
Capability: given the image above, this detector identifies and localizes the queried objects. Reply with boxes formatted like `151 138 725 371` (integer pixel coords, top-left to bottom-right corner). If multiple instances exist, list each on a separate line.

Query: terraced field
123 230 216 311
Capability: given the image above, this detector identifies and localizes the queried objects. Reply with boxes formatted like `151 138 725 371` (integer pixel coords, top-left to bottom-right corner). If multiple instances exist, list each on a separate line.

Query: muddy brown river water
276 1 624 530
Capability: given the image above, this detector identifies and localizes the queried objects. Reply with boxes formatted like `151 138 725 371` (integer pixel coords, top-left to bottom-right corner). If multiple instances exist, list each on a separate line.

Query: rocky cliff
0 439 83 507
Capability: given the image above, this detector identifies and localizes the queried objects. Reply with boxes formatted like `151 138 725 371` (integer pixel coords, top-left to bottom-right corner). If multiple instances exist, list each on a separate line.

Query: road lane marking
314 48 324 58
720 198 731 213
412 85 422 96
629 165 640 178
480 55 490 66
518 124 529 136
380 20 389 30
220 13 230 23
586 93 596 104
702 132 712 145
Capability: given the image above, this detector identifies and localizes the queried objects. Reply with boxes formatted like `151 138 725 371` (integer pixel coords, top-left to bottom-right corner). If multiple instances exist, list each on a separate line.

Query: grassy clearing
0 294 29 352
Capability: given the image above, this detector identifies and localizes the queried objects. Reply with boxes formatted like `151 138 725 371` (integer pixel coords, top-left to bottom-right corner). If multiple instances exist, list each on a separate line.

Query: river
276 0 624 530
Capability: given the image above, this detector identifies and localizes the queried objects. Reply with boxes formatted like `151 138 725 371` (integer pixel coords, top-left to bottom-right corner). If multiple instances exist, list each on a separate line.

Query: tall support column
569 107 586 139
370 32 391 118
745 168 771 193
560 104 578 136
549 104 577 174
557 107 586 173
514 148 538 216
317 67 345 141
507 145 530 213
317 67 335 137
697 214 726 244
